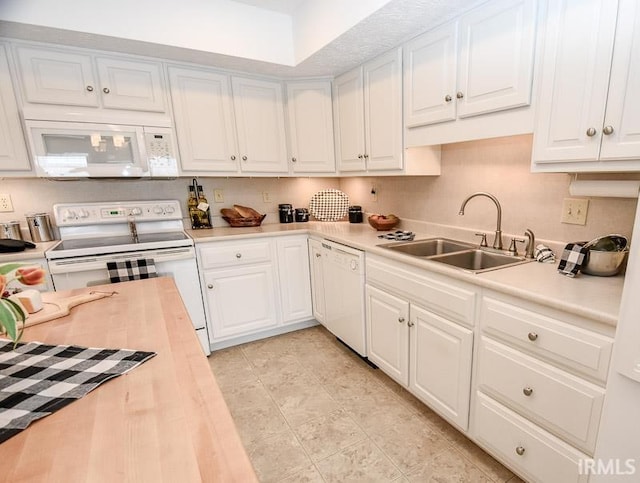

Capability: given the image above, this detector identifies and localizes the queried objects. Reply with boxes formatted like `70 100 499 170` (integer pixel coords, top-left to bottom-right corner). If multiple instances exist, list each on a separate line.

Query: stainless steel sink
430 249 530 273
378 238 475 257
378 237 532 273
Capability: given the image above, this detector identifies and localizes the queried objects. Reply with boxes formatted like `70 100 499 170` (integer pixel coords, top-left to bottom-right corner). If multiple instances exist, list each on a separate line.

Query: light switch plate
213 189 224 203
561 198 589 225
262 192 271 203
0 194 13 212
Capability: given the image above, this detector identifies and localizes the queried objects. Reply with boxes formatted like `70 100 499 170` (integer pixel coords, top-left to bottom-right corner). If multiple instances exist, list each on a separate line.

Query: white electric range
46 200 210 355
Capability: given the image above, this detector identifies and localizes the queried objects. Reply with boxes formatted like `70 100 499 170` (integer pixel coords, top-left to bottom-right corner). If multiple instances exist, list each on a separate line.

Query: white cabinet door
168 67 239 173
95 57 166 112
231 76 288 173
532 0 618 164
15 45 98 107
366 284 409 386
364 47 403 171
286 81 335 173
308 239 326 323
277 236 312 324
599 0 640 160
203 264 278 341
0 44 31 175
410 304 473 431
457 0 536 118
404 21 458 127
333 67 366 172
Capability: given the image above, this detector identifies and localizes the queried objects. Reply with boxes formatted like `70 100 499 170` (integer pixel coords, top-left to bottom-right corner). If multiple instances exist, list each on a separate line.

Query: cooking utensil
24 291 116 328
583 234 628 251
582 249 628 276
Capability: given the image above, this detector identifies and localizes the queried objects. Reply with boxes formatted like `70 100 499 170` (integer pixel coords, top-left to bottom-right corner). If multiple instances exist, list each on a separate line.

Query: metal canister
26 213 54 242
278 204 294 223
349 206 363 223
0 221 23 240
294 208 309 222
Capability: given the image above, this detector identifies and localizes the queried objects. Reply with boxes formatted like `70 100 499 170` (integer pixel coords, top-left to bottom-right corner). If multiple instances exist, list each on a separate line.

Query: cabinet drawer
474 392 588 483
477 337 604 455
480 296 613 383
198 239 272 269
366 254 477 327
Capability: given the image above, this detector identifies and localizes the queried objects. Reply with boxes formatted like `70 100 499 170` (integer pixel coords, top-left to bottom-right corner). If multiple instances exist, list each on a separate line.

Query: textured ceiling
0 0 481 78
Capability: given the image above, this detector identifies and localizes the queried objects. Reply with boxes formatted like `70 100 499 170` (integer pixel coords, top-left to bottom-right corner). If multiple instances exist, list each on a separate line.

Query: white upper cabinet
0 43 31 175
14 44 166 113
231 76 288 174
334 48 405 173
404 0 537 146
286 81 335 173
168 67 239 173
532 0 640 172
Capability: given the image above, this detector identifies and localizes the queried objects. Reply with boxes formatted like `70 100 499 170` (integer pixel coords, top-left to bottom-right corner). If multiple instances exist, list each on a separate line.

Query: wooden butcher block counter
0 277 256 483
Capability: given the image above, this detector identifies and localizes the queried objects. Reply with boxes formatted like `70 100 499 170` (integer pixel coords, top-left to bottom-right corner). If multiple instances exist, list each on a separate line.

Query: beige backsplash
1 133 638 246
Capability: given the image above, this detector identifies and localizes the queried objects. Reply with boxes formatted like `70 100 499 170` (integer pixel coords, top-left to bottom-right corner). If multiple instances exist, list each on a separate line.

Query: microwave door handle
136 129 150 175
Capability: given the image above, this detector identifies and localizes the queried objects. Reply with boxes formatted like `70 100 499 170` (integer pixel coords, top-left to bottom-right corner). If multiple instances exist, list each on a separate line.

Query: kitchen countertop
188 222 624 326
0 240 59 262
0 277 257 482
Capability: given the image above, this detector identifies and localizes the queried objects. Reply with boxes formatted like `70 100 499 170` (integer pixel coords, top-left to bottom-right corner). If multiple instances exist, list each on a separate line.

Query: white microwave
25 120 179 178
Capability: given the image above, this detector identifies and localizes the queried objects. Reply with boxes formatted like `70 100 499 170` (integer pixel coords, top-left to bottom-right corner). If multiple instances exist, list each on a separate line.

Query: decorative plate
308 189 349 221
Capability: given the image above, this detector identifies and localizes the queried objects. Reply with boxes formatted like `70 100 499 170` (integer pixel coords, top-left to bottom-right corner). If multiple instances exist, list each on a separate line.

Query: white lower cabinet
471 291 614 482
198 235 314 349
308 238 326 323
365 254 477 431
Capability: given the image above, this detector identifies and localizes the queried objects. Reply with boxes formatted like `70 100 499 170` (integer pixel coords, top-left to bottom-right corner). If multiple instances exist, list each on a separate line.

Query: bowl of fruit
368 214 400 231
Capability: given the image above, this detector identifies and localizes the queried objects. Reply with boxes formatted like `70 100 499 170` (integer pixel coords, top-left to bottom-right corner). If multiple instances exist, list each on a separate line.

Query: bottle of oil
196 184 212 229
188 185 201 229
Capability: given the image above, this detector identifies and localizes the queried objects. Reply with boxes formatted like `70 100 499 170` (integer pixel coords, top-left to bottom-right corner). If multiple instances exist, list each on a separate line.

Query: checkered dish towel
0 340 155 443
107 258 157 283
557 243 588 277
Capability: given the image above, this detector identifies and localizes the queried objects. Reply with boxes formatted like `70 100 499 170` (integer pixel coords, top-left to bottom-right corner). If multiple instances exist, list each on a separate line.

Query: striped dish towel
557 243 588 277
106 258 158 283
534 244 556 263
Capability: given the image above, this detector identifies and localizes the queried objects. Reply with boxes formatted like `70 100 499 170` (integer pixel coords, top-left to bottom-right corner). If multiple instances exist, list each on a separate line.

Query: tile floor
208 326 525 483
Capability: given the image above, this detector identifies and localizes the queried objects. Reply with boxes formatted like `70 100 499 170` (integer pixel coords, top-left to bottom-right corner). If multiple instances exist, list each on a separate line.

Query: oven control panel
53 200 183 226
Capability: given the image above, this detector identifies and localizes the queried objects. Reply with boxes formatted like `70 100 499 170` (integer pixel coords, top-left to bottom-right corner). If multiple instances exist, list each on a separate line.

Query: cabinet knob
603 125 614 135
456 91 464 99
103 87 110 94
236 253 242 258
523 387 534 397
407 320 415 327
398 317 405 323
86 85 94 92
207 284 214 289
358 154 363 159
515 446 526 456
242 155 248 161
363 154 369 159
527 332 538 341
586 127 597 137
315 253 322 258
230 155 236 160
445 94 452 102
291 157 297 162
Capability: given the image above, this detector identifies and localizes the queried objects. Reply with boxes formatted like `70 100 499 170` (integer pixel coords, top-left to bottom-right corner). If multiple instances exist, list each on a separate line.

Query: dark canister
295 208 309 222
278 204 294 223
349 205 363 223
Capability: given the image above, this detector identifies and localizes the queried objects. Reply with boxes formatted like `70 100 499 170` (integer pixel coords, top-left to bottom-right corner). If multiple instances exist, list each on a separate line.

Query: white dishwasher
321 240 366 357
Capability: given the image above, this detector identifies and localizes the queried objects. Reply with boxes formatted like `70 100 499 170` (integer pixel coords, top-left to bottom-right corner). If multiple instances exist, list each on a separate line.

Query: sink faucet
458 192 503 250
128 215 139 243
524 228 535 259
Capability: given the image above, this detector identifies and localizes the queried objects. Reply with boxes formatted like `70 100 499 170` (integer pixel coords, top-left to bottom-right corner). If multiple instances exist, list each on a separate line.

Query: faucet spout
458 192 503 250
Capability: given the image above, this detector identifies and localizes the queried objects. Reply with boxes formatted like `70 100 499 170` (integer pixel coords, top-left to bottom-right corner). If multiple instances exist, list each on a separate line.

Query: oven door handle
47 247 195 274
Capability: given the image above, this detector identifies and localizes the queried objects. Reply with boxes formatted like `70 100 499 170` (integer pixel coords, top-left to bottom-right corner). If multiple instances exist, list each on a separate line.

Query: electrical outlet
262 191 271 203
0 194 13 212
213 189 224 203
561 197 589 225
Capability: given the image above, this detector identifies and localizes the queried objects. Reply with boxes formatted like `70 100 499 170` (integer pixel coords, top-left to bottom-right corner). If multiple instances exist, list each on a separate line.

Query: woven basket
222 214 266 227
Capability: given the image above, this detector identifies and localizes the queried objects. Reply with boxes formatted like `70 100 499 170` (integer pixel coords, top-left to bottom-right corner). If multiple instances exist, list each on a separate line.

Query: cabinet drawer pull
235 253 242 259
456 91 464 99
407 320 415 327
603 125 614 135
315 253 322 258
230 155 236 160
207 284 214 289
515 446 526 456
358 154 363 159
103 87 110 94
523 387 534 397
291 157 297 162
445 94 452 102
242 155 248 161
398 317 405 323
586 127 597 137
527 332 538 341
86 85 94 92
363 153 369 159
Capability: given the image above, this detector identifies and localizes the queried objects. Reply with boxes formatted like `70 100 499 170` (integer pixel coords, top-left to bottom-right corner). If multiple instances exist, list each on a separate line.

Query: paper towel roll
569 180 640 198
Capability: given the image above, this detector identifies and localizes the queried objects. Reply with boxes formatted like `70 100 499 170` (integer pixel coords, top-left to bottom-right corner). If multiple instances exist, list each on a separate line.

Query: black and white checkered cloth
378 231 416 241
308 189 350 221
0 339 155 443
106 258 157 283
557 242 588 277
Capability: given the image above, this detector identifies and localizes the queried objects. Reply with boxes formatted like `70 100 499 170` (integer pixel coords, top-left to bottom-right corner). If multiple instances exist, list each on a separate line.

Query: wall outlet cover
561 198 589 225
0 194 13 212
